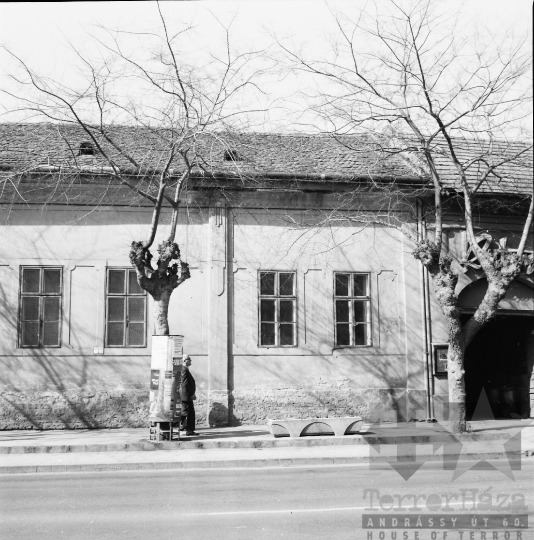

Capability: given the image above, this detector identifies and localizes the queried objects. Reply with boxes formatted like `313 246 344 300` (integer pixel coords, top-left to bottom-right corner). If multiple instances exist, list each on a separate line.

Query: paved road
1 461 533 540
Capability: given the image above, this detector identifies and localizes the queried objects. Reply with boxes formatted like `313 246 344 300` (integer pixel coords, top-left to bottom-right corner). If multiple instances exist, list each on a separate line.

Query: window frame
333 271 372 348
18 266 63 349
258 270 298 348
105 268 147 348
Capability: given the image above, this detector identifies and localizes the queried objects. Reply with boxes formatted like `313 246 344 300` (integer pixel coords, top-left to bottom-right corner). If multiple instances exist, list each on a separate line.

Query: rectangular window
259 271 297 347
334 273 371 347
105 269 147 347
19 267 62 348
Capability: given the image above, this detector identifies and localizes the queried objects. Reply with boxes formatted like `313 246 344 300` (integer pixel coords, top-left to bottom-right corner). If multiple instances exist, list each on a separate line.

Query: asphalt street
1 461 533 540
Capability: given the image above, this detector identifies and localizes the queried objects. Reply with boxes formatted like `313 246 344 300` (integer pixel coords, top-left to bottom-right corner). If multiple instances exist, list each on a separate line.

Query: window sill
258 345 298 349
104 347 148 350
333 345 373 349
18 346 62 350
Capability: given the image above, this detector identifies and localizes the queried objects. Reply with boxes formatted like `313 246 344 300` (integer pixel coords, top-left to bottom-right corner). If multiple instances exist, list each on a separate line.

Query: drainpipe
421 204 437 421
417 199 432 421
424 260 437 421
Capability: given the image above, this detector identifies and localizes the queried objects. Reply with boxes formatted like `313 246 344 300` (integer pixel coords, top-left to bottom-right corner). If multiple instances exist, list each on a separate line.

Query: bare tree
279 0 533 432
1 3 271 336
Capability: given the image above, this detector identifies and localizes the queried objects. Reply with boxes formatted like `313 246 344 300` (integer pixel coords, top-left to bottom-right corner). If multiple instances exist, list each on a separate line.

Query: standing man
180 354 197 436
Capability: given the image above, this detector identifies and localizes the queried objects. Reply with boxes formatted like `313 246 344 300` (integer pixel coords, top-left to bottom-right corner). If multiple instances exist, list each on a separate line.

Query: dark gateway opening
463 314 534 420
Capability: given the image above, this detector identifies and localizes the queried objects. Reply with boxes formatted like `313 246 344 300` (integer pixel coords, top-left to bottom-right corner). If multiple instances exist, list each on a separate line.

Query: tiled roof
414 138 532 197
0 123 532 196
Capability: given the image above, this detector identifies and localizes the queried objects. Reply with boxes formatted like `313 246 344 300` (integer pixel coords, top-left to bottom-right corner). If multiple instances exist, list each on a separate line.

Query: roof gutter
2 164 428 185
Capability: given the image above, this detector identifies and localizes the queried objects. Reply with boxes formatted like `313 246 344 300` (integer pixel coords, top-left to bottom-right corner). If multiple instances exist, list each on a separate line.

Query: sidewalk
1 420 532 474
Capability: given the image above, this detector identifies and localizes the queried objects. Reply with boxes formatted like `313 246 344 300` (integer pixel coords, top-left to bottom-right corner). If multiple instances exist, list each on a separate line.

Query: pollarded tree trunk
428 254 468 433
446 337 467 433
153 289 172 336
130 239 191 339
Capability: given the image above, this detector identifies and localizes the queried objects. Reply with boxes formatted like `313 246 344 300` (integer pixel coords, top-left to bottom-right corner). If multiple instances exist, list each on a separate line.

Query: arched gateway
458 279 534 420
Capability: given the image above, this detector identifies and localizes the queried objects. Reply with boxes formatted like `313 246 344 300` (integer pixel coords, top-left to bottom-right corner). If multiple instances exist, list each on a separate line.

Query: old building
0 123 532 429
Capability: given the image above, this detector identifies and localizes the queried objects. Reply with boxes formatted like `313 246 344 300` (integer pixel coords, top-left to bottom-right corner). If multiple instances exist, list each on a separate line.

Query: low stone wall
0 384 430 429
230 384 427 425
0 389 208 430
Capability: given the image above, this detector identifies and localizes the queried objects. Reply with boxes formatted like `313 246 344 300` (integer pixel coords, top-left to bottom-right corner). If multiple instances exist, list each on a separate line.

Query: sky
0 0 531 133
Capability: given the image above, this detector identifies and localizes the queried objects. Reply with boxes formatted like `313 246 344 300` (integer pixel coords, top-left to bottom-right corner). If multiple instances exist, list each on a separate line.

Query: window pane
22 297 40 321
260 299 276 322
128 271 144 295
22 268 40 293
108 270 126 294
42 321 60 346
353 275 367 297
335 274 349 296
107 322 125 346
280 324 294 346
353 301 367 323
108 297 125 322
260 323 276 345
43 269 61 294
354 323 369 345
336 324 350 346
279 273 294 296
127 322 145 346
335 300 350 322
279 300 295 322
128 297 145 322
43 297 60 322
22 322 39 347
260 272 275 295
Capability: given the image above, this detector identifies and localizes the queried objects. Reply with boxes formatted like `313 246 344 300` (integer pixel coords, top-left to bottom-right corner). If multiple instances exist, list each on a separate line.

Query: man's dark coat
180 365 196 401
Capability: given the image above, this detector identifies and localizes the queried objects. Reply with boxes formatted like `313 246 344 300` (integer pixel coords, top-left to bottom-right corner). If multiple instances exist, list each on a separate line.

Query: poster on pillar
148 335 183 422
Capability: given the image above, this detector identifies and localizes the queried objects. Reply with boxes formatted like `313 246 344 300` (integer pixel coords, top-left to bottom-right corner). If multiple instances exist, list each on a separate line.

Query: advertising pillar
149 335 183 439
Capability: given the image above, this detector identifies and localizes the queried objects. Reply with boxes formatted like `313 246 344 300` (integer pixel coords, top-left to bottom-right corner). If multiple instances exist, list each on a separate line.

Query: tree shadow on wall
228 353 417 428
227 311 425 428
227 213 426 426
0 270 104 430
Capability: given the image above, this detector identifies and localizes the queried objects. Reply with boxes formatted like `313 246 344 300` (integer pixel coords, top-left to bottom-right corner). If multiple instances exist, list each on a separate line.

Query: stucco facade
0 190 435 428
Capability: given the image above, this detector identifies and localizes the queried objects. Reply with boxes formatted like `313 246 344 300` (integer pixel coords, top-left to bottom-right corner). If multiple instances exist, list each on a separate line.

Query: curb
0 432 509 455
1 449 531 475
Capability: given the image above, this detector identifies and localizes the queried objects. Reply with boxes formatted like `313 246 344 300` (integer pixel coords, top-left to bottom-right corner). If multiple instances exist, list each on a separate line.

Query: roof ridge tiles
0 122 532 145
